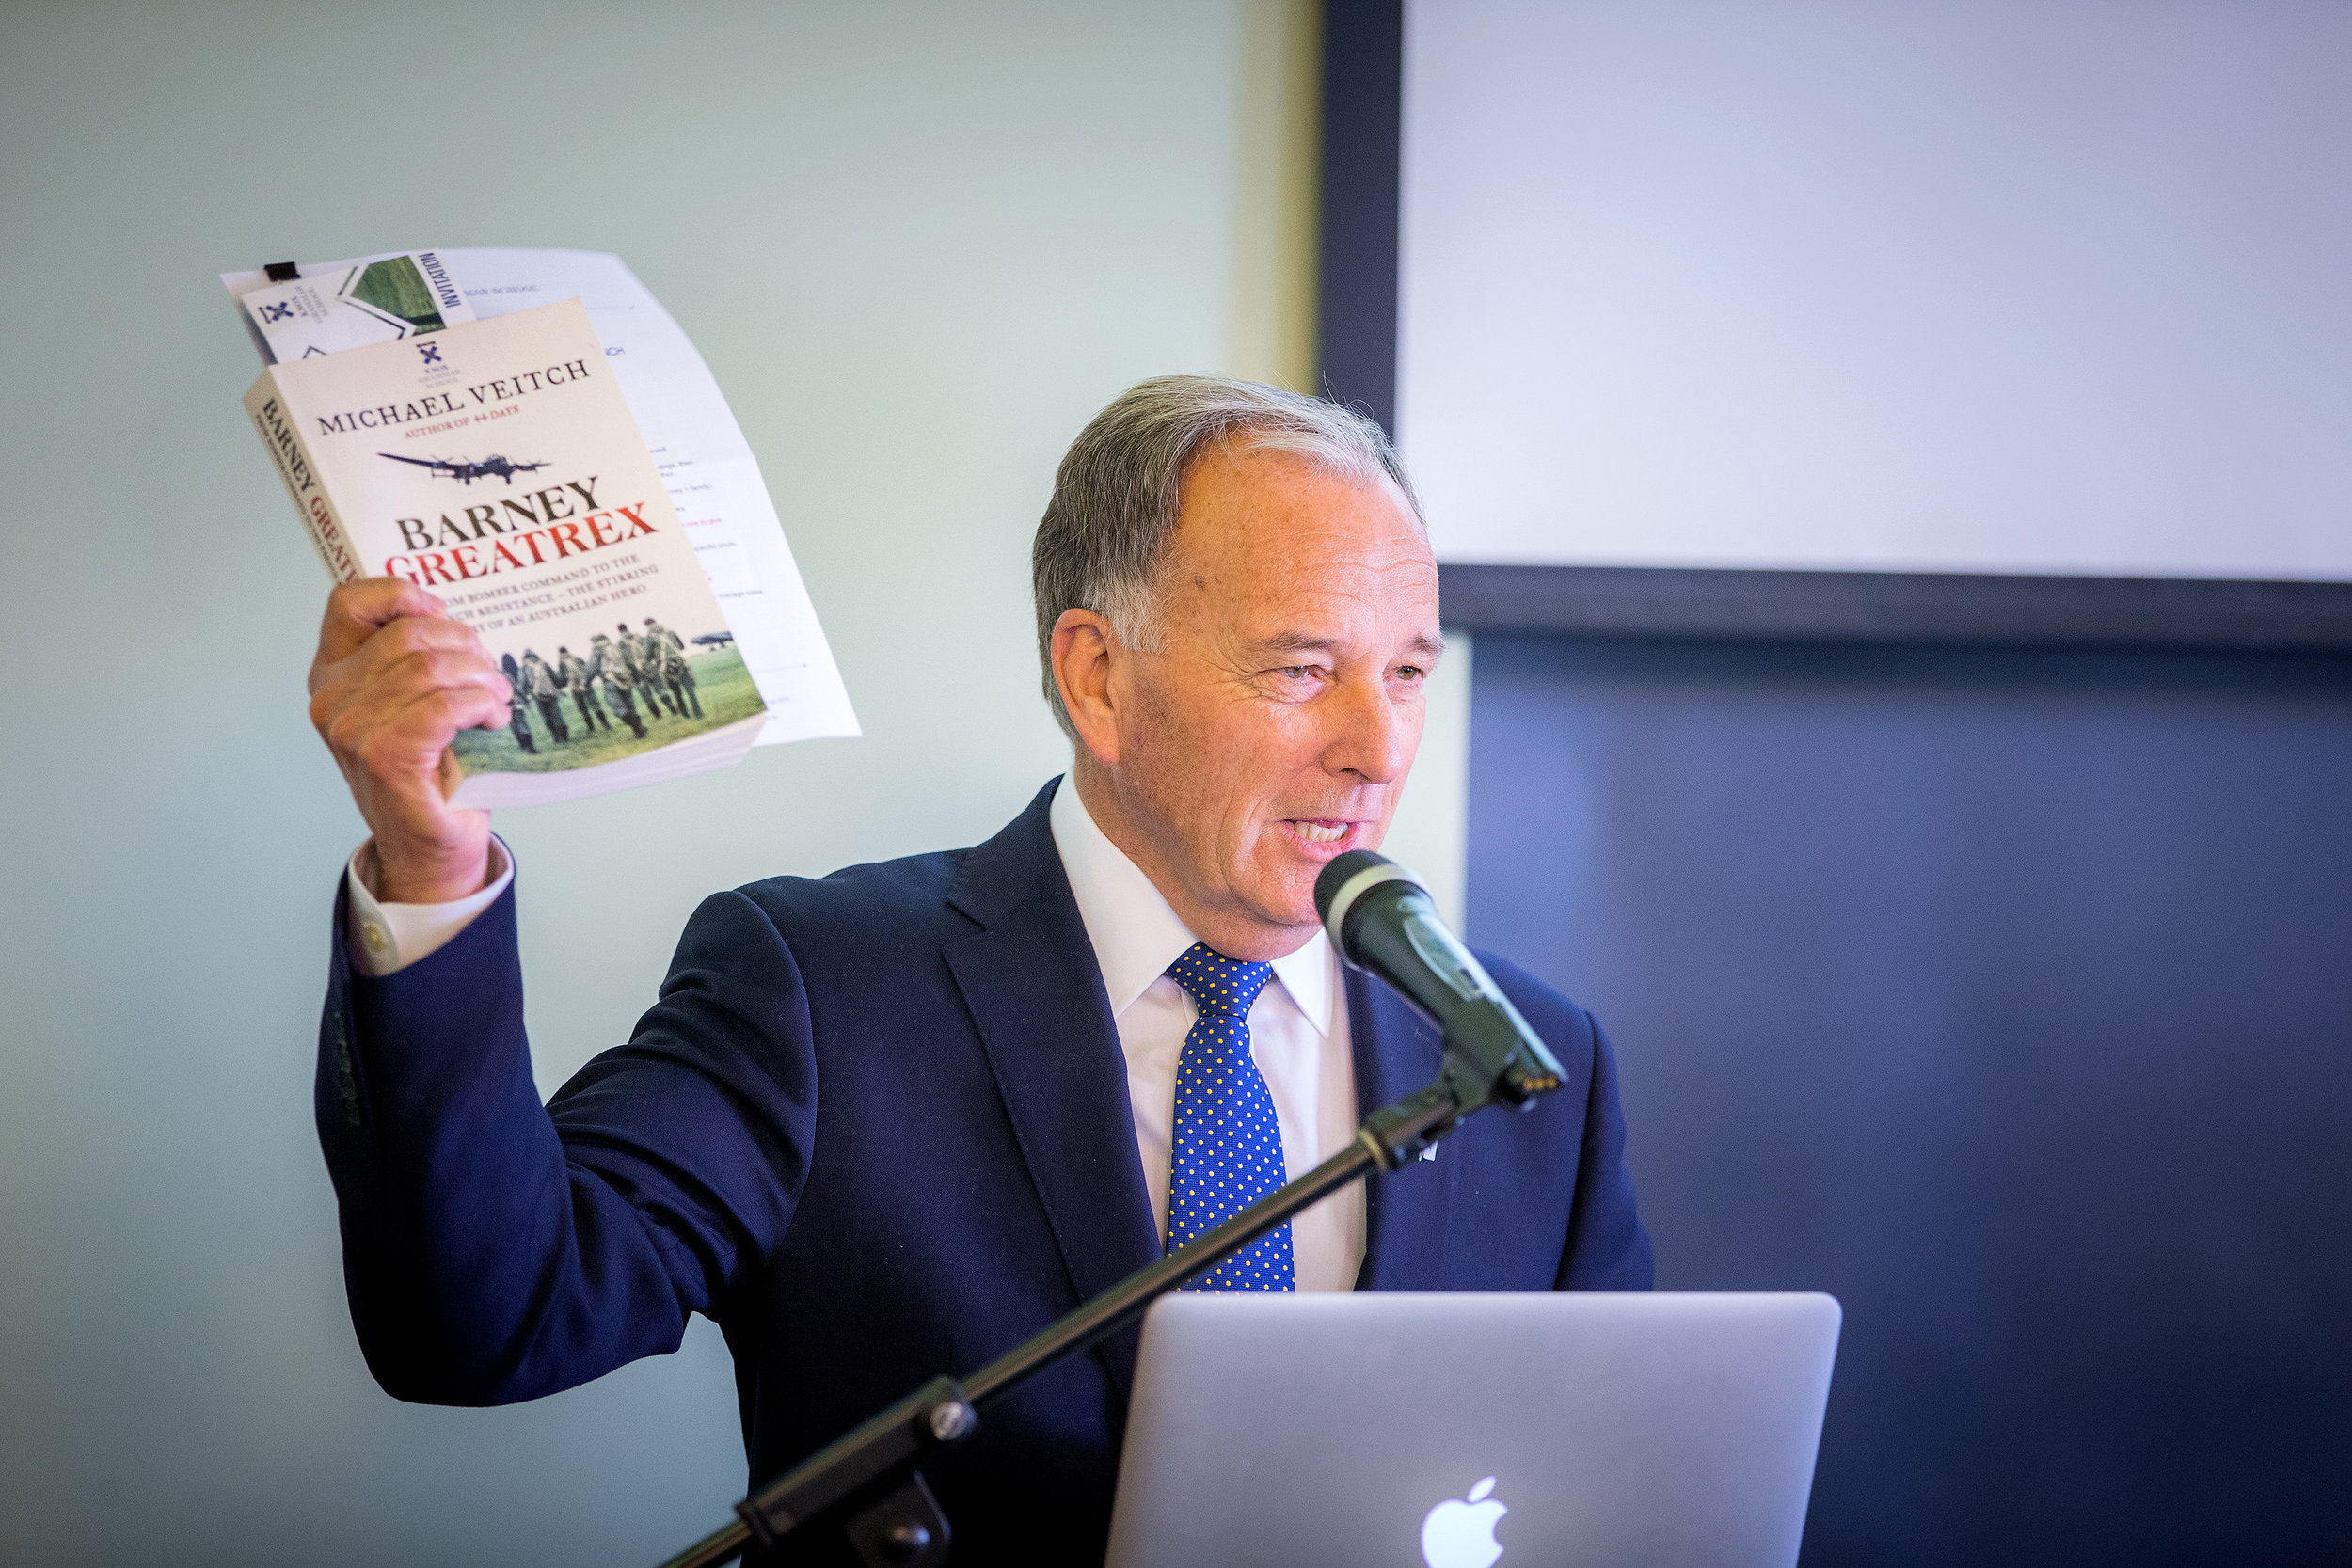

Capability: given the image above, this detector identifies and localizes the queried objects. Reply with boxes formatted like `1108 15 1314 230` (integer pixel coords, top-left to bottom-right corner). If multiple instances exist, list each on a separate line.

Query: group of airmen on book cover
496 617 707 752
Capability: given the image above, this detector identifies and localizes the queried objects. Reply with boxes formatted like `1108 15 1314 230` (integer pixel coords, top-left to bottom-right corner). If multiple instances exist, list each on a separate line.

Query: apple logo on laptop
1421 1475 1507 1568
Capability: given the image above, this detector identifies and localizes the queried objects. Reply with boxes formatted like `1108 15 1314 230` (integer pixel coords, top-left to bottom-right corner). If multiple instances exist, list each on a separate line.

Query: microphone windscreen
1314 849 1393 927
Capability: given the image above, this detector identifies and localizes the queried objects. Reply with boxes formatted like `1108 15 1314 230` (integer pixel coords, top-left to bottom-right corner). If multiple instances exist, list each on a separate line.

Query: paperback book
229 248 858 806
246 296 767 805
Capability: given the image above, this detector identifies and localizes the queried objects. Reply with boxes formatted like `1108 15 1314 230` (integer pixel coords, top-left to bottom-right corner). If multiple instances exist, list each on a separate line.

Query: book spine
243 371 365 583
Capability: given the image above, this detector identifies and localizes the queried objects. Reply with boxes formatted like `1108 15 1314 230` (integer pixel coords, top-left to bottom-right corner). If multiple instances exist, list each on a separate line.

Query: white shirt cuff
343 835 514 977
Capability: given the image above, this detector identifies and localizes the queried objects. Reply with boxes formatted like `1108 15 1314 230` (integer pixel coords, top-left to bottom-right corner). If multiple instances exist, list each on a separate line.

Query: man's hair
1030 375 1422 738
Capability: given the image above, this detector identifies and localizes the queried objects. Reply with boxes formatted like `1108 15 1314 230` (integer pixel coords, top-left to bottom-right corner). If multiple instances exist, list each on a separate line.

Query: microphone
1314 850 1565 1108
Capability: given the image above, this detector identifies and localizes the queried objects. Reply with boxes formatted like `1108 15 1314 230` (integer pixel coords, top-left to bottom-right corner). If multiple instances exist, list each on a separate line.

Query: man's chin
1236 832 1366 938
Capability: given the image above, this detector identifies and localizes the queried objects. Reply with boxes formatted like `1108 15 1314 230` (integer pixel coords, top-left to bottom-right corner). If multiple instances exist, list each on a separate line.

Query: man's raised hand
308 579 507 904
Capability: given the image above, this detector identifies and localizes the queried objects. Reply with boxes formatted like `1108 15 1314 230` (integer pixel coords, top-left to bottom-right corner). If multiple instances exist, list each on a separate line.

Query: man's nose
1321 673 1412 784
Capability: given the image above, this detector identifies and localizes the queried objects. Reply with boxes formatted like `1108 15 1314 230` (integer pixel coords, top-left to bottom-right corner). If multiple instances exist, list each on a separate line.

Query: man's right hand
309 579 510 904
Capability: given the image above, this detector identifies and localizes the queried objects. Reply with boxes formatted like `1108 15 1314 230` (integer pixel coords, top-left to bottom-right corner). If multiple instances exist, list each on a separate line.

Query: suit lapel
1347 963 1458 1291
942 782 1162 1400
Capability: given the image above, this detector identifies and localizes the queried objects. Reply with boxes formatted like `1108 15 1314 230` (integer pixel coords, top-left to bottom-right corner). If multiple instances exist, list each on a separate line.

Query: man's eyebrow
1246 631 1449 659
1249 632 1341 657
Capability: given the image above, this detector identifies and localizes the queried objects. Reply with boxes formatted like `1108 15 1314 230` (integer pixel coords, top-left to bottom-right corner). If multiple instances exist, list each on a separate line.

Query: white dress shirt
341 777 1367 1291
1045 778 1364 1292
342 836 514 976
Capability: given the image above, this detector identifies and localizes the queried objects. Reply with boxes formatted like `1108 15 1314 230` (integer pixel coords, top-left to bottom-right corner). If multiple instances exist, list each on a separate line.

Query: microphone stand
653 1022 1557 1568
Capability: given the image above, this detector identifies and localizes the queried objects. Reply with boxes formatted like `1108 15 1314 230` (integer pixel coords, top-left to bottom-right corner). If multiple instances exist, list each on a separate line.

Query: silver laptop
1105 1291 1840 1568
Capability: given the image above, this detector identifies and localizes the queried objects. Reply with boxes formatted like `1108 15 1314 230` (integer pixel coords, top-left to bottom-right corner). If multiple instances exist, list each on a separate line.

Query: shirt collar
1048 774 1333 1035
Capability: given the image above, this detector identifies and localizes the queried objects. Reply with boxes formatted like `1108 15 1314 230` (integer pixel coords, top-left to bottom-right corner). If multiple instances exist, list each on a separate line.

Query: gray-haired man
299 377 1649 1566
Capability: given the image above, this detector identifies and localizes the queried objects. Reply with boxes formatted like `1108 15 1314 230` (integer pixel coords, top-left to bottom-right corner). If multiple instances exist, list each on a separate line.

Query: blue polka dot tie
1164 942 1295 1291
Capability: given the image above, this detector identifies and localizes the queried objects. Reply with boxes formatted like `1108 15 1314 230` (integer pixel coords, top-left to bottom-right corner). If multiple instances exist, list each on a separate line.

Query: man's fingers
310 644 507 736
304 578 501 898
373 616 496 682
318 617 505 706
337 686 512 794
315 578 450 666
369 644 511 706
317 654 509 755
378 685 514 758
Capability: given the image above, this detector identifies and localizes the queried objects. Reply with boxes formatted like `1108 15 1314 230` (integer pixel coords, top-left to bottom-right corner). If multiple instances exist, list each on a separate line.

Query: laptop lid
1105 1291 1840 1568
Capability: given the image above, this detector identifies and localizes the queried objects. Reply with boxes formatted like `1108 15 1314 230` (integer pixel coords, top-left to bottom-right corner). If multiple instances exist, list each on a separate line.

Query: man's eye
1395 665 1426 682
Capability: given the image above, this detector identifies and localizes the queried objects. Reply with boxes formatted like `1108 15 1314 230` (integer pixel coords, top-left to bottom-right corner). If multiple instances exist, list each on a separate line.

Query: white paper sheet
238 250 475 360
226 248 858 746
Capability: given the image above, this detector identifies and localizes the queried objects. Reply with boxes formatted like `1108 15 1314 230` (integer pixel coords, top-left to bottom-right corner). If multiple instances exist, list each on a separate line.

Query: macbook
1105 1291 1840 1568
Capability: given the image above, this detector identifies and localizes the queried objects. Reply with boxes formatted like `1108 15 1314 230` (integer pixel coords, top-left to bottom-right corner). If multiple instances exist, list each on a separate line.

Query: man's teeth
1293 821 1347 845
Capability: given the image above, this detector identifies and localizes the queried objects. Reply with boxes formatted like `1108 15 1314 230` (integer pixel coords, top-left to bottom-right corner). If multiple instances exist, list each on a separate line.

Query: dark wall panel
1318 0 1402 434
1465 635 2352 1566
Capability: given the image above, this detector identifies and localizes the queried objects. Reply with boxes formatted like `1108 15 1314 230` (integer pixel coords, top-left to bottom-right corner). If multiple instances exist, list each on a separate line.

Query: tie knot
1165 942 1275 1018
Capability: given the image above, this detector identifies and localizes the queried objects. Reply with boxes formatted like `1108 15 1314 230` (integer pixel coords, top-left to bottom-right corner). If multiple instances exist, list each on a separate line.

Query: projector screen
1394 0 2352 584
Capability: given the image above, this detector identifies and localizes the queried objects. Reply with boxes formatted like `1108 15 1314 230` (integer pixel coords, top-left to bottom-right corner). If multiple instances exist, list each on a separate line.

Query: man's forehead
1190 527 1436 603
1157 445 1438 641
1171 454 1426 568
1208 542 1441 650
1182 441 1411 513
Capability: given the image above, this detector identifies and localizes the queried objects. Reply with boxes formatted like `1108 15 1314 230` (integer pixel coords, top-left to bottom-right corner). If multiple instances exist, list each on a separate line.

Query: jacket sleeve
316 873 817 1405
1475 952 1655 1291
1552 1010 1655 1290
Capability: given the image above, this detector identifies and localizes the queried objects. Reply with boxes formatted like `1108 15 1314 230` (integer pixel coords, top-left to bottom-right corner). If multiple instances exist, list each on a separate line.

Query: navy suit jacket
317 780 1650 1563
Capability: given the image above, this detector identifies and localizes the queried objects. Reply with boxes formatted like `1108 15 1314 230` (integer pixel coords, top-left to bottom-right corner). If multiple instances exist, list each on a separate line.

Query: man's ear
1051 607 1121 768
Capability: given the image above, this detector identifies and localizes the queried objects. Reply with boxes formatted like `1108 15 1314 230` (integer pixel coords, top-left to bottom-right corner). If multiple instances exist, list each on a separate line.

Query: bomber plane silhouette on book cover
377 451 551 485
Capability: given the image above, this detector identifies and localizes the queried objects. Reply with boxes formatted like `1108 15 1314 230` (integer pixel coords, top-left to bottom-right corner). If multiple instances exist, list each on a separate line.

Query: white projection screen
1396 0 2352 585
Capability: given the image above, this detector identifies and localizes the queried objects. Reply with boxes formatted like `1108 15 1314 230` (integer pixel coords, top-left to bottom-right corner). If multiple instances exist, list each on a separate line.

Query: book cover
246 296 765 806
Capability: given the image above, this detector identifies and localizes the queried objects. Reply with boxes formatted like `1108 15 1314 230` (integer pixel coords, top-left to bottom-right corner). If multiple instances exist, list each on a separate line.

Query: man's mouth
1279 818 1362 855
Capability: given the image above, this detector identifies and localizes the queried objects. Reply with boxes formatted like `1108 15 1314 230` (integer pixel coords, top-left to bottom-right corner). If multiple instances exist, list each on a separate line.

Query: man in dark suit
304 377 1650 1563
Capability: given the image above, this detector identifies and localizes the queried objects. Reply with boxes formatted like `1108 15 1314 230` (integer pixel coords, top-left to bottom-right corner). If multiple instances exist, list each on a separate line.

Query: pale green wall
0 3 1462 1561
